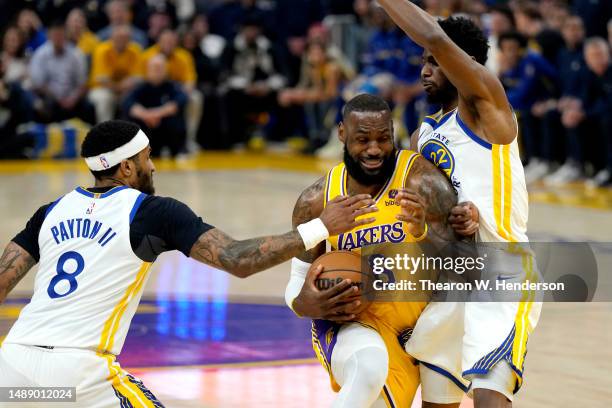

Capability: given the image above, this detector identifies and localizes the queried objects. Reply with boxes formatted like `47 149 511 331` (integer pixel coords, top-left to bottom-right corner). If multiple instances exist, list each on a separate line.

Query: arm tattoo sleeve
291 177 326 263
190 228 305 278
408 157 458 243
0 242 36 302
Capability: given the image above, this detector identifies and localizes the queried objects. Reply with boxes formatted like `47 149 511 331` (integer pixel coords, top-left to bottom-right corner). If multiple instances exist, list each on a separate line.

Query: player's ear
119 159 133 177
338 122 346 143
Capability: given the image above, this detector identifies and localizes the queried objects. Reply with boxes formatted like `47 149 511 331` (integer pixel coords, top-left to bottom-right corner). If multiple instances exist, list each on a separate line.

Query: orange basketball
309 250 371 315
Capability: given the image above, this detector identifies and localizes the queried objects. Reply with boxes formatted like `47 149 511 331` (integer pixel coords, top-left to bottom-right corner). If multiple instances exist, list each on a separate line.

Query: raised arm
189 187 377 279
378 0 516 144
0 242 36 303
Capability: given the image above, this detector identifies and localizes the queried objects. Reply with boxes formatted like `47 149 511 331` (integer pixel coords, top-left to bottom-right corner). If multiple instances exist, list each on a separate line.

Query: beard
136 167 155 195
343 146 397 186
425 81 458 105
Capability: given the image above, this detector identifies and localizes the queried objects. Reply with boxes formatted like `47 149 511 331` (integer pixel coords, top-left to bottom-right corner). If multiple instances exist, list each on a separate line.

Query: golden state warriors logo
420 140 455 178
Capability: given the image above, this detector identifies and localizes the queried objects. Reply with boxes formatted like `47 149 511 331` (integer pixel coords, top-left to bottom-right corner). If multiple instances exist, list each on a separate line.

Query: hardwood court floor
1 153 611 407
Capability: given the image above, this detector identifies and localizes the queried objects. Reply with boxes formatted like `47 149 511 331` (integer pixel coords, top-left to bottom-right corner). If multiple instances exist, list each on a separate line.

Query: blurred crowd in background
0 0 610 186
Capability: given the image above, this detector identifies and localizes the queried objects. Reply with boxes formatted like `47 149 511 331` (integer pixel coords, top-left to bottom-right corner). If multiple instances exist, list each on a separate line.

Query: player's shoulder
292 176 326 225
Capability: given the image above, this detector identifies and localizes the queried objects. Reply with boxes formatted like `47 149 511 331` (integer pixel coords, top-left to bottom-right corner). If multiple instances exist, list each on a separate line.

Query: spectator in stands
486 5 515 75
536 15 589 184
572 0 612 38
97 0 148 48
342 5 423 136
141 29 201 151
190 14 226 86
88 25 142 123
124 54 187 158
581 38 612 187
278 40 343 152
66 8 100 60
146 9 174 46
0 59 33 158
514 3 565 65
608 18 612 48
498 31 558 173
220 14 286 149
1 26 29 85
16 9 46 55
209 0 269 41
29 20 94 124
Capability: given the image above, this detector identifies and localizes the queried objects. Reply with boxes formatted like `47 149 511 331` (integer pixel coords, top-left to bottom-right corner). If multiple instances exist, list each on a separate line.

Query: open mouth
360 158 383 170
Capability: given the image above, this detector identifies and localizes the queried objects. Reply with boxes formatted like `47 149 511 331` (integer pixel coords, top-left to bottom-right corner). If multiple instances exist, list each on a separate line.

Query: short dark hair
498 31 528 50
438 16 490 65
81 120 141 180
342 94 390 120
517 4 543 22
490 5 516 28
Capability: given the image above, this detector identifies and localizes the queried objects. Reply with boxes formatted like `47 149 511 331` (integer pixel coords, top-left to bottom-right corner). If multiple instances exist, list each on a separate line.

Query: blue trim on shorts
420 361 470 393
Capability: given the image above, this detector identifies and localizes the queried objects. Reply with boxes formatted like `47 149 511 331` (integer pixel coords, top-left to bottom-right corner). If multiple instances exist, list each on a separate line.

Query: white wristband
297 218 330 250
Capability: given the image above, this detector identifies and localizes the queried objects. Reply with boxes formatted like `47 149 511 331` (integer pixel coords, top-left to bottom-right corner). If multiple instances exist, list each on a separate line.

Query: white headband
84 129 150 171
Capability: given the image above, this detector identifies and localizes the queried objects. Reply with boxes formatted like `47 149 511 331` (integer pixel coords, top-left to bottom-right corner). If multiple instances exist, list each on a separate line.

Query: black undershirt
12 187 214 263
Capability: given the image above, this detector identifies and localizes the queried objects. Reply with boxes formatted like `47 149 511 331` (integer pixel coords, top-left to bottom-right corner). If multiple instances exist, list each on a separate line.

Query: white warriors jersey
4 186 150 355
418 109 528 242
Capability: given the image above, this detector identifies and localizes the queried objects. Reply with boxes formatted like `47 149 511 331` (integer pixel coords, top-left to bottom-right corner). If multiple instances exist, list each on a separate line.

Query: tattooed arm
0 242 36 303
397 155 458 245
189 180 377 278
292 177 327 263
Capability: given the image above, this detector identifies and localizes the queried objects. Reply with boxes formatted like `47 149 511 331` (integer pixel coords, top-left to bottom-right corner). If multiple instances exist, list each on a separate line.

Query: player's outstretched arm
378 0 516 144
189 190 377 278
0 242 36 303
396 156 458 245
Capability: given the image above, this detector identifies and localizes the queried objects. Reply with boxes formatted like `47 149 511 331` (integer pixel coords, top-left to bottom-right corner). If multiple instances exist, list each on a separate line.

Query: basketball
310 250 371 315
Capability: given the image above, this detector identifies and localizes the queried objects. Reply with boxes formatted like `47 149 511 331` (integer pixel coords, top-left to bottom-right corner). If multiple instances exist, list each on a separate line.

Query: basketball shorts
406 249 543 400
312 302 425 408
0 343 163 407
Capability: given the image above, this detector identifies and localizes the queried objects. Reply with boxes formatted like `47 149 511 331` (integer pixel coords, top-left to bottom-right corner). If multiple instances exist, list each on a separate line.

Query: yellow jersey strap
323 163 346 208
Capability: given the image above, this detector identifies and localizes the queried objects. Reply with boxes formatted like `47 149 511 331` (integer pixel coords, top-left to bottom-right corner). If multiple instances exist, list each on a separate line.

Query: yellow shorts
312 301 426 408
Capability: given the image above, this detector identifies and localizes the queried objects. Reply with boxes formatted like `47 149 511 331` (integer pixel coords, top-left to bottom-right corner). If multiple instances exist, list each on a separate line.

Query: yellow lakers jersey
314 150 426 407
322 149 427 331
324 150 421 251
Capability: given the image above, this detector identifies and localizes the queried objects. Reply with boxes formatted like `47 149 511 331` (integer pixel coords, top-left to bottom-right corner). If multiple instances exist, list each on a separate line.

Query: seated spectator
486 5 515 76
88 25 142 123
1 26 29 85
190 14 226 87
219 14 287 149
208 0 270 41
29 20 94 124
0 60 33 158
124 54 187 158
97 0 148 48
278 40 344 152
514 3 565 65
581 38 612 187
498 32 558 173
16 9 46 56
66 8 100 60
141 29 201 151
146 9 174 46
539 15 590 184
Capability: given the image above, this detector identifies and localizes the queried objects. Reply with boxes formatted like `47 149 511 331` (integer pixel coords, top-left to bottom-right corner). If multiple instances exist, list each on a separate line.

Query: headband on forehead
84 129 150 171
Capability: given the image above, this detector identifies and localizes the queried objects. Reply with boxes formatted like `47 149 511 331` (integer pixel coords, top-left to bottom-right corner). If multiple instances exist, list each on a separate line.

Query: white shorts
406 249 542 401
0 343 163 407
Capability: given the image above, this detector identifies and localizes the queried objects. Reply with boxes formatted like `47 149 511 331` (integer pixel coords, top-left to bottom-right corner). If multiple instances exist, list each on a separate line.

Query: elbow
424 31 446 51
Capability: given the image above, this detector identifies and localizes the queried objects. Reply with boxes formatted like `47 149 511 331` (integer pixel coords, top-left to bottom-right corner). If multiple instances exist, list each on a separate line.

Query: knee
353 347 388 391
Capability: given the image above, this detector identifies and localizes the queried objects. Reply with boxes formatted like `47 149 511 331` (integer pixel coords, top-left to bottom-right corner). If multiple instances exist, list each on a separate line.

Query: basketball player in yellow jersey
285 94 459 408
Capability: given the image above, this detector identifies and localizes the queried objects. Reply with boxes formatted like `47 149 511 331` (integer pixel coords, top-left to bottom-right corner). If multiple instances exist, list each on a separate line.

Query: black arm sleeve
130 196 215 262
12 203 52 262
